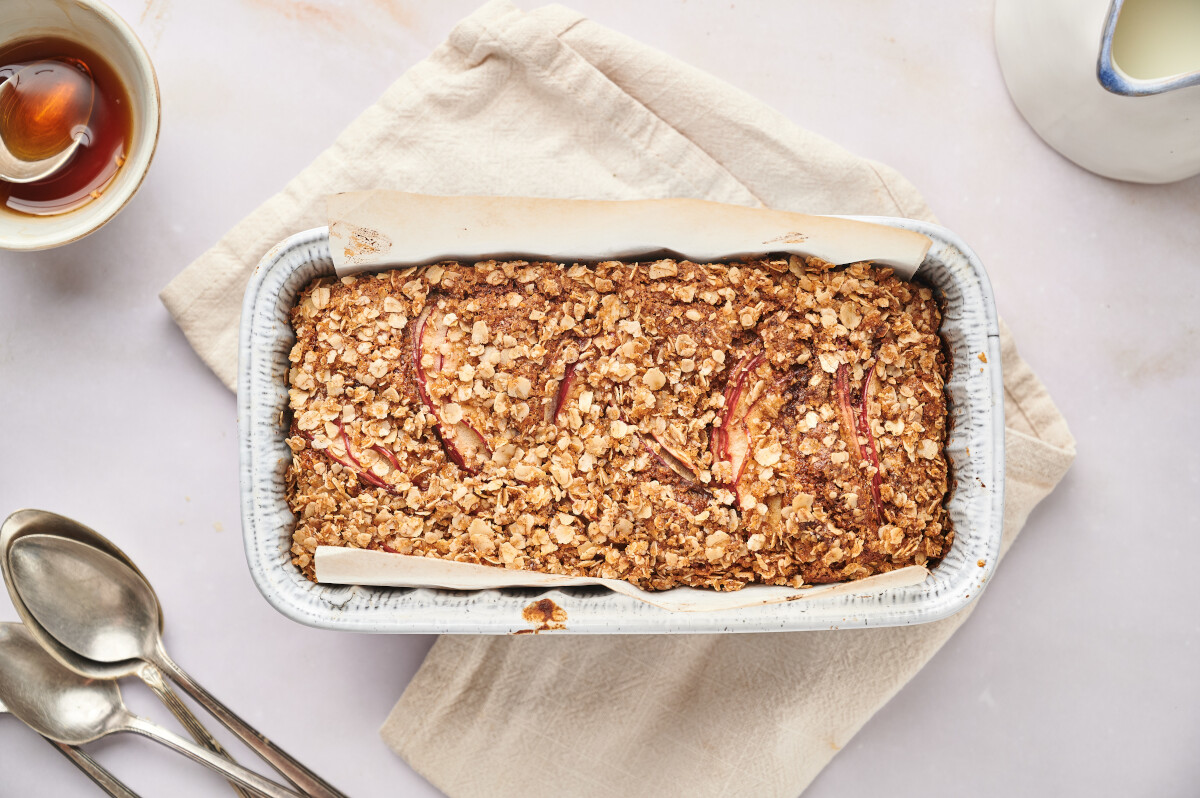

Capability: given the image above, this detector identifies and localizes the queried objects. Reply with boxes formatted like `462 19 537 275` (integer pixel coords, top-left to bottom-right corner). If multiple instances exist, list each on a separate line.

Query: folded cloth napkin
161 2 1076 796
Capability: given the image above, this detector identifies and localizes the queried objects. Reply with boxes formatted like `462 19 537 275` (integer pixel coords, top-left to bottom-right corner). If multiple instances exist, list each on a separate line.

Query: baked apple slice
545 361 579 424
609 404 704 489
292 420 399 494
412 304 444 411
855 364 883 512
437 416 490 473
836 362 883 518
711 351 765 504
413 304 492 474
545 337 598 425
645 432 703 486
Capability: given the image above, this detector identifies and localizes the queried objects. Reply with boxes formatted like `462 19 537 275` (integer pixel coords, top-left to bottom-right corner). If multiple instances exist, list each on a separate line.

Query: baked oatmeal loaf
284 255 953 591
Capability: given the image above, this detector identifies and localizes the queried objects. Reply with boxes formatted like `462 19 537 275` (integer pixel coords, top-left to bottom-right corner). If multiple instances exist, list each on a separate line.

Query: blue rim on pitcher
1098 0 1200 97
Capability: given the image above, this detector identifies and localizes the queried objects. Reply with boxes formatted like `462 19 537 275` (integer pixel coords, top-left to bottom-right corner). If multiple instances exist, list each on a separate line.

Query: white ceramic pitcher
996 0 1200 183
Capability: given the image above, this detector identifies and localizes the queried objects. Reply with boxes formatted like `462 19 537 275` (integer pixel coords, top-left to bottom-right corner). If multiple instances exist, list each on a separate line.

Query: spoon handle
46 739 141 798
138 662 257 798
152 650 349 798
120 714 302 798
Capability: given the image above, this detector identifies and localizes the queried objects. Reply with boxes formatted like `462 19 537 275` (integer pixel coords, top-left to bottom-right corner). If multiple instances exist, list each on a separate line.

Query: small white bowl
0 0 160 251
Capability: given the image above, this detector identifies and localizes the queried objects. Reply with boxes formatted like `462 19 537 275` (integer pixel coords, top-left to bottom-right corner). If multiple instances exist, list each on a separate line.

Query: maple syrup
0 36 132 216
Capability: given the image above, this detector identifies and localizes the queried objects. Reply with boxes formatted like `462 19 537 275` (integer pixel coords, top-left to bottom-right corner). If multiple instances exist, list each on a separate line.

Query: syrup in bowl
0 37 132 216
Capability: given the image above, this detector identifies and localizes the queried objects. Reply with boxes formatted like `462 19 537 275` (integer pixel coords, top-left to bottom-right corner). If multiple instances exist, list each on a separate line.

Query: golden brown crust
284 255 953 591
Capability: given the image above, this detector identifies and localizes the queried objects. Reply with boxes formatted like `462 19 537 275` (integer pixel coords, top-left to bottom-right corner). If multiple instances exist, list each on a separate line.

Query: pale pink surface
0 1 1196 796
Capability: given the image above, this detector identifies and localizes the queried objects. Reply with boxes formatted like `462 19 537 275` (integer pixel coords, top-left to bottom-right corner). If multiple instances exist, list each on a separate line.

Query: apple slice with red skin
368 443 409 490
633 431 712 516
711 351 765 505
710 353 760 465
855 364 883 512
413 303 492 474
835 364 859 458
646 431 704 487
437 419 490 473
835 362 884 519
337 418 364 468
371 444 402 472
321 441 359 473
412 305 444 411
709 358 738 464
546 339 597 424
334 418 396 490
545 361 578 424
292 420 400 494
609 406 705 490
300 301 493 483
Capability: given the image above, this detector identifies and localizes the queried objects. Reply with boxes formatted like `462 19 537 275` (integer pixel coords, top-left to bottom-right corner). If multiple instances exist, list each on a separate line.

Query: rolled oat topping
284 255 953 590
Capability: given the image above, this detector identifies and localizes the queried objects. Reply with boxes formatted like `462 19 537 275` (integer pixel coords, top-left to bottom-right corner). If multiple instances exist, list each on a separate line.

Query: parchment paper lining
315 548 929 612
327 191 931 278
313 192 937 611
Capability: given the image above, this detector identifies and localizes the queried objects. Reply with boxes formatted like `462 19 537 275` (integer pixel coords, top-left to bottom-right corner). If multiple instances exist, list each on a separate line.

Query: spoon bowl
0 509 159 681
0 60 93 183
0 510 256 798
0 623 299 798
0 509 348 798
9 534 159 664
1 685 142 798
0 623 123 744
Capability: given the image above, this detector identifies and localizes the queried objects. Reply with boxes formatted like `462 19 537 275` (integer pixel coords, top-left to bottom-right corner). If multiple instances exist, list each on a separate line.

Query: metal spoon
1 692 141 798
0 512 348 798
0 622 299 798
0 61 93 183
0 509 255 798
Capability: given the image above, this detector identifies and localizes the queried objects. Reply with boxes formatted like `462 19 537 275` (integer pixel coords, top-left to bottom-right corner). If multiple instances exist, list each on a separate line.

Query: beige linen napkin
382 324 1073 798
161 2 1076 796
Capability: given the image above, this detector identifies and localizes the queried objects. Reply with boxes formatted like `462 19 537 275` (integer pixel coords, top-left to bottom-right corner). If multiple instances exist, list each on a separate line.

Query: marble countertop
1 1 1196 795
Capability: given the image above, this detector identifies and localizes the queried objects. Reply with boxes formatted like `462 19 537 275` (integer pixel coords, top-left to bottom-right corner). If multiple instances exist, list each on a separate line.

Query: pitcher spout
1098 0 1200 96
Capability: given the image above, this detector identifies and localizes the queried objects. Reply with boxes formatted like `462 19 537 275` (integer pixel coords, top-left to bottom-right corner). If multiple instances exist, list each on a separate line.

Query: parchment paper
314 192 936 610
315 548 928 612
326 191 932 277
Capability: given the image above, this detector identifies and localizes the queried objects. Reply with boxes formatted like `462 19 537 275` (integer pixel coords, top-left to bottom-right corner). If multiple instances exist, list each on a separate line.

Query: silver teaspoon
1 692 141 798
3 527 348 798
0 510 255 798
0 623 299 798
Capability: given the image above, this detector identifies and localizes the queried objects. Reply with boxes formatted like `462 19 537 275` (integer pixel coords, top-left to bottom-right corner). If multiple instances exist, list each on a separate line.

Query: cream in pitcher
1111 0 1200 81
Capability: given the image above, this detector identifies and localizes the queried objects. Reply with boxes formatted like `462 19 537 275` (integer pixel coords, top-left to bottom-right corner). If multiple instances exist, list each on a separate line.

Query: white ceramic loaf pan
238 217 1004 634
